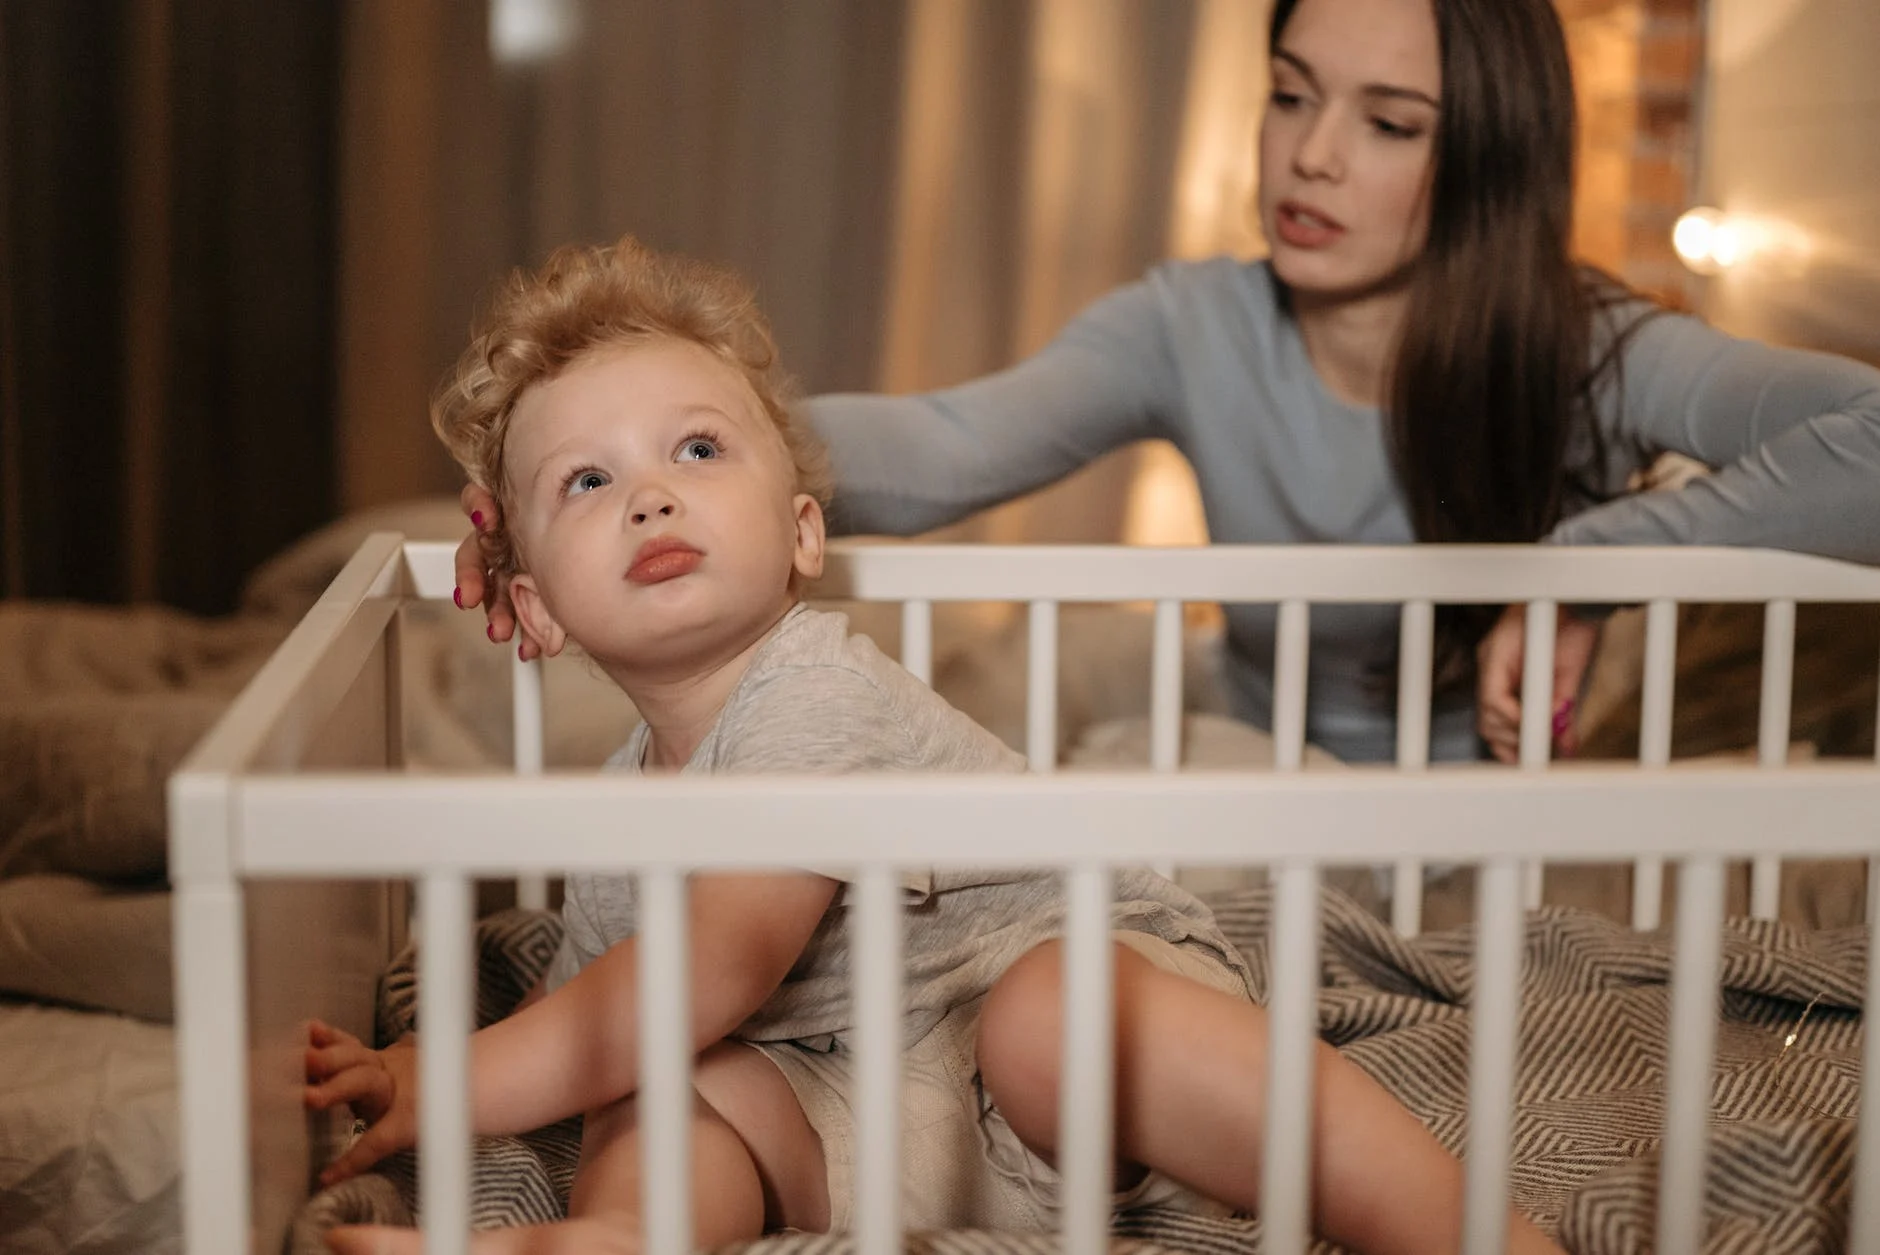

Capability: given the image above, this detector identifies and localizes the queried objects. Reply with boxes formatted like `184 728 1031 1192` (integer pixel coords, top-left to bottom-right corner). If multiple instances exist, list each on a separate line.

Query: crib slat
1656 855 1725 1255
1393 600 1435 937
512 650 544 773
1752 599 1797 920
1518 600 1557 768
1150 600 1184 772
1632 600 1678 930
901 599 934 686
418 873 474 1255
175 883 252 1255
1150 600 1184 881
1028 600 1059 771
640 869 691 1255
385 610 407 769
852 868 903 1255
1273 600 1309 771
1263 862 1321 1255
1759 599 1797 765
1851 881 1880 1253
1464 859 1522 1255
1060 864 1114 1255
511 652 549 910
1519 602 1557 910
1870 635 1880 926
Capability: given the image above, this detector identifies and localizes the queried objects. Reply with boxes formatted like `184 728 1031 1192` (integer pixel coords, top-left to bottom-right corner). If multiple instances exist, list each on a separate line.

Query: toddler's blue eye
677 438 721 462
566 470 608 496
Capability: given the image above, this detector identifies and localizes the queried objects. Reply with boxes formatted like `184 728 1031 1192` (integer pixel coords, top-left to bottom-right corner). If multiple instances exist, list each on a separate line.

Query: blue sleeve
803 275 1182 536
1550 307 1880 562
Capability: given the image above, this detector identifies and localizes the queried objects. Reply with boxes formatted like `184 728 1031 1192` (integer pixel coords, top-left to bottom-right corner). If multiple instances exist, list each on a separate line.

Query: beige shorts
750 931 1248 1232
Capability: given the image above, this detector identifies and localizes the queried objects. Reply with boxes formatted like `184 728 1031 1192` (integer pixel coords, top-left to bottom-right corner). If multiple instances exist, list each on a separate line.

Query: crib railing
171 534 1880 1255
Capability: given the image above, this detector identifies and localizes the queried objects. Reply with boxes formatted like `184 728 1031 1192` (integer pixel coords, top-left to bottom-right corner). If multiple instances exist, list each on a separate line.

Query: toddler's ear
509 574 569 658
791 495 826 583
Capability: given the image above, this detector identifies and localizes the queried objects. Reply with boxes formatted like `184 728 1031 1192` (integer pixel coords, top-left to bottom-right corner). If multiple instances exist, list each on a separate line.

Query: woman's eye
1269 89 1304 110
1372 117 1423 140
676 438 721 462
566 470 608 497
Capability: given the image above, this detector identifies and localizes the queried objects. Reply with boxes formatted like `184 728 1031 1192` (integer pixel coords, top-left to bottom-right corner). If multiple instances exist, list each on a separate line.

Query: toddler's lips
627 538 703 585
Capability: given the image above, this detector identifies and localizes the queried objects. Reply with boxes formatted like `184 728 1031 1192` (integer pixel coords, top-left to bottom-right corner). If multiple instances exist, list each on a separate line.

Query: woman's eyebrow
1273 49 1439 109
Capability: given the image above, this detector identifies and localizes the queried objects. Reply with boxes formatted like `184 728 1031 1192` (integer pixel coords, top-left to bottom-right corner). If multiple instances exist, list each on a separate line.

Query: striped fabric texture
290 885 1866 1255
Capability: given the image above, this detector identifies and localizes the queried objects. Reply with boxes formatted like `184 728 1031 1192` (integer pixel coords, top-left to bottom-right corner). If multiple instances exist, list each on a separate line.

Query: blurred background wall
2 0 1872 615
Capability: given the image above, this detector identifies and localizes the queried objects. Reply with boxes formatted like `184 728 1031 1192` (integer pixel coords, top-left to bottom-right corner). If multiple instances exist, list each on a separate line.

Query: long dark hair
1268 0 1648 681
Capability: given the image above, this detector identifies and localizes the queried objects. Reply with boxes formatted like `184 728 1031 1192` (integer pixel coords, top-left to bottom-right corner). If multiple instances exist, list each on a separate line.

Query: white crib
169 534 1880 1255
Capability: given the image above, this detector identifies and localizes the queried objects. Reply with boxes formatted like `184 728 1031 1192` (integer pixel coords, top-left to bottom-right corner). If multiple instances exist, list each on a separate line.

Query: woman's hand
304 1020 419 1185
453 483 544 661
1475 604 1599 764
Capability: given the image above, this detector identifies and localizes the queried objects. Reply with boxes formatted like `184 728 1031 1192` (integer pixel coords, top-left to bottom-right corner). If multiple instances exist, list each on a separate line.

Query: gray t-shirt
547 605 1253 1046
809 258 1880 763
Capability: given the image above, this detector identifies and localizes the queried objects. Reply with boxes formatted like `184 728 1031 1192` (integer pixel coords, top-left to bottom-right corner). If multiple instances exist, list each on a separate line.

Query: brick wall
1559 0 1707 304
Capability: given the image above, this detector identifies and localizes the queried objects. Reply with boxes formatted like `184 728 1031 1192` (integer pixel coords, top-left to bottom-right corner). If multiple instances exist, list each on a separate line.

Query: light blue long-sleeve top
805 258 1880 762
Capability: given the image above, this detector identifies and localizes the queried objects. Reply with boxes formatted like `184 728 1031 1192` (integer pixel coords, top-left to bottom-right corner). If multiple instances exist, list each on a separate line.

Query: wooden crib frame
170 535 1880 1255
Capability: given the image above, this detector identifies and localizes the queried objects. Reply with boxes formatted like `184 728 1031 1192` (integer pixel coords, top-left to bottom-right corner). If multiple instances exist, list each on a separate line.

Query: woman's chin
1270 251 1416 308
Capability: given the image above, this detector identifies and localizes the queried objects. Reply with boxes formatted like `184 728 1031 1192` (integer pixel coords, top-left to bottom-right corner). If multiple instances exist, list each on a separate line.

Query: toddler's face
502 339 823 677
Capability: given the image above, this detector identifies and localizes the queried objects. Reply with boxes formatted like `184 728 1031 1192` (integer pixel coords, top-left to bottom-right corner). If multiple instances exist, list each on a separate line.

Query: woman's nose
1293 114 1344 181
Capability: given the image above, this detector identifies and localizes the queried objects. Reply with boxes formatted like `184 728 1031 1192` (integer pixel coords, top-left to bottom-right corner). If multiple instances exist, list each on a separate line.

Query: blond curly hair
432 235 833 577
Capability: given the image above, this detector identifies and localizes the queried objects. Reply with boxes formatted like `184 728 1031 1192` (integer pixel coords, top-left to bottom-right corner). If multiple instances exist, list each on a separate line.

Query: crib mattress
291 891 1867 1254
0 1000 179 1255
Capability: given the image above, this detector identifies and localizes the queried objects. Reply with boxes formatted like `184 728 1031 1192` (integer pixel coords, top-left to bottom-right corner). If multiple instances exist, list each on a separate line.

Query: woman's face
1257 0 1442 300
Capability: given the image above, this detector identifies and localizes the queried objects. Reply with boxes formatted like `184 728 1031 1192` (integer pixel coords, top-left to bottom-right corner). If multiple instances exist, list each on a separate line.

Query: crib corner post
169 770 254 1255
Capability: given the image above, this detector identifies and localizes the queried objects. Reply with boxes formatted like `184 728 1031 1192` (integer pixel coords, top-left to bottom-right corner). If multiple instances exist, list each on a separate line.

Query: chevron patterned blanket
290 886 1866 1255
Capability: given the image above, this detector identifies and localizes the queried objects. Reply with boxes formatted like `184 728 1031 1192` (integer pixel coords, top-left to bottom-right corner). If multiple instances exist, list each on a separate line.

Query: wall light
1673 206 1811 277
490 0 578 66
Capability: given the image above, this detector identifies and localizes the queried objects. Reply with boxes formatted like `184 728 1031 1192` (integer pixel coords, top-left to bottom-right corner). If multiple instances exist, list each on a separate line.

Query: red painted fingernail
518 644 527 662
452 586 463 609
487 623 496 642
471 510 484 529
1551 699 1574 738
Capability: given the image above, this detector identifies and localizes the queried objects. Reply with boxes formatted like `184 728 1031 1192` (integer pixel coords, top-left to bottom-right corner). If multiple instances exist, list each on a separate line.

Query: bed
164 534 1880 1255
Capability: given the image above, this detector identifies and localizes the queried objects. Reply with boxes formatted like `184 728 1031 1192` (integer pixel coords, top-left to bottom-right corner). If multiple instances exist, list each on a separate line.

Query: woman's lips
627 537 703 585
1275 201 1346 249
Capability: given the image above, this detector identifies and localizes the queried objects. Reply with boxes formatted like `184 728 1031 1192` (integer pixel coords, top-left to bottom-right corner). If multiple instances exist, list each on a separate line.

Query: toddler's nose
630 502 676 526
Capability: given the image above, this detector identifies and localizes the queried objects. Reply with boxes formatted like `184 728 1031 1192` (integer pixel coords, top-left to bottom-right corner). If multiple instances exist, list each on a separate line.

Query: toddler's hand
453 483 546 661
304 1020 419 1185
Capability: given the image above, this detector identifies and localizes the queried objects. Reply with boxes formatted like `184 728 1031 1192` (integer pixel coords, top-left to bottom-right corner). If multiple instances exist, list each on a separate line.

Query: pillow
0 875 173 1022
0 692 228 883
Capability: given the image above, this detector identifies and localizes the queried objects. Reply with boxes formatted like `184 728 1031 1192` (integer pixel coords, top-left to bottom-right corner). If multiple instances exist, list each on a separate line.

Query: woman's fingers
453 529 488 611
459 480 499 530
1476 605 1599 761
451 482 543 659
1549 614 1601 757
1476 608 1525 762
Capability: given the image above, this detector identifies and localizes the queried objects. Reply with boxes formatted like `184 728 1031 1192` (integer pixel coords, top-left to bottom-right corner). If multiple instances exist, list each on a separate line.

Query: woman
454 0 1880 765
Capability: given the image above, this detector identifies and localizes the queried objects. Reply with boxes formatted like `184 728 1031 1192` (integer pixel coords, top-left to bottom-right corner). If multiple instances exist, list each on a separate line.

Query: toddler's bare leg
324 1041 826 1255
976 940 1566 1255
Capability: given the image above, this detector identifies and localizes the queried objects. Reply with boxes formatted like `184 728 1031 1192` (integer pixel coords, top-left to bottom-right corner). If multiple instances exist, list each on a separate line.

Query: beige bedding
0 1001 178 1255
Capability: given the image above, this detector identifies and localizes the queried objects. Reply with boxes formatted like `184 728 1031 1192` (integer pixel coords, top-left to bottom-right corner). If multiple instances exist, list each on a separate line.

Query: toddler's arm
306 870 838 1182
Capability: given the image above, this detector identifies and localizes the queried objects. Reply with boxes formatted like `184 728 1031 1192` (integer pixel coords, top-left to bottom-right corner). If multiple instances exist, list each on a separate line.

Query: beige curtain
337 0 1268 545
